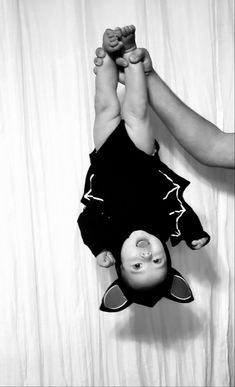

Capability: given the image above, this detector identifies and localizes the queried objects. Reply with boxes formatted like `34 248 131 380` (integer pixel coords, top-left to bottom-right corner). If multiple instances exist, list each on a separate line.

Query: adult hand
96 250 116 268
93 47 126 83
93 47 153 81
93 47 105 75
116 48 153 75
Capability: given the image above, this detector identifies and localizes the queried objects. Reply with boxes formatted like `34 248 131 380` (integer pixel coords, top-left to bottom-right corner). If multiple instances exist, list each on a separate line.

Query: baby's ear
164 269 194 303
100 279 132 312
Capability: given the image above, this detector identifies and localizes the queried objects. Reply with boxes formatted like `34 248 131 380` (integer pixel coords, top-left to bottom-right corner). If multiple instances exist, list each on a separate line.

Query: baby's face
120 230 168 289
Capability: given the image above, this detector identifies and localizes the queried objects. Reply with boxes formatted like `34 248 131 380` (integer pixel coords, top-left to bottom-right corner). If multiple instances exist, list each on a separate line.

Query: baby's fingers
106 252 116 265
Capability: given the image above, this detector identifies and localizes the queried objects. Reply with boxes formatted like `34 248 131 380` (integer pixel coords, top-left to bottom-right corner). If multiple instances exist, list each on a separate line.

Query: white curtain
0 0 234 386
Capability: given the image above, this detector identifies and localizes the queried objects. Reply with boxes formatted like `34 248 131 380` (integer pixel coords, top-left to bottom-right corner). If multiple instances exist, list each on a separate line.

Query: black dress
78 120 209 260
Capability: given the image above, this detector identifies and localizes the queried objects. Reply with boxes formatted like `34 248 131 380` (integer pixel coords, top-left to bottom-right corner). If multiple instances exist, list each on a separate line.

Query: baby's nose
140 250 152 258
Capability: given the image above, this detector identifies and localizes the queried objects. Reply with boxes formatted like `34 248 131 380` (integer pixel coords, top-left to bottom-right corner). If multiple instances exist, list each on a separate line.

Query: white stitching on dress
84 174 104 202
159 170 186 237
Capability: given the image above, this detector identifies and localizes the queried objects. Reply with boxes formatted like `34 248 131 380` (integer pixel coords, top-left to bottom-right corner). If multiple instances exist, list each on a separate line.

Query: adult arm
96 48 234 168
146 68 234 169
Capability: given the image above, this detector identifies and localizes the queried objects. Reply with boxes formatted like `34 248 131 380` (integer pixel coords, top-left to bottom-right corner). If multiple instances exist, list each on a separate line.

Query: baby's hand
96 250 116 268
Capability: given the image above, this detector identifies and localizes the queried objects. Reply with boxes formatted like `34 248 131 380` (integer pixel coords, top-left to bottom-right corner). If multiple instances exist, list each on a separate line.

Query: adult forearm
147 70 234 168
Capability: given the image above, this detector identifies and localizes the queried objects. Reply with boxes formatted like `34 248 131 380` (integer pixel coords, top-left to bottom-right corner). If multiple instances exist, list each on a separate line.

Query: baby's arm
78 207 107 257
78 208 115 267
175 201 210 250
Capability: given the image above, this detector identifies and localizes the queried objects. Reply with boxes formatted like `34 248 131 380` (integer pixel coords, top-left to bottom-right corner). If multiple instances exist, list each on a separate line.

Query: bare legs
102 25 155 155
94 24 148 151
122 48 155 155
93 51 121 150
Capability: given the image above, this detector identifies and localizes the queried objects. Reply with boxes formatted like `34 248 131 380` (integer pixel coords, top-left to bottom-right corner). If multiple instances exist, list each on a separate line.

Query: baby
78 26 210 312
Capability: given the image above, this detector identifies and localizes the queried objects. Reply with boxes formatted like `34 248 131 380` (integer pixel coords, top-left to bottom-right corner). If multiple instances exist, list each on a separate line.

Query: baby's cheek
121 246 136 264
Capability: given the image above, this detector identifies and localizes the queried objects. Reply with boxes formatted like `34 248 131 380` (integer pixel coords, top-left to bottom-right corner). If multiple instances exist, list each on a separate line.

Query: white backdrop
0 0 234 386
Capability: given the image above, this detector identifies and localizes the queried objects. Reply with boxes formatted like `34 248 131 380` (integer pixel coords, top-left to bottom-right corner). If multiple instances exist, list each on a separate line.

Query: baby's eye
153 258 163 264
133 263 143 270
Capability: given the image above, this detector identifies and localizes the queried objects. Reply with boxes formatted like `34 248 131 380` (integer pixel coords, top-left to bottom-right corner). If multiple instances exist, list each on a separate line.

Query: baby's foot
120 25 137 53
103 28 124 54
190 237 209 250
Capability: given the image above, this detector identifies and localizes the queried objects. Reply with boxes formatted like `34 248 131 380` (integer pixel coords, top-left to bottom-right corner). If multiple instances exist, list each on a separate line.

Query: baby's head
118 230 170 291
100 230 194 312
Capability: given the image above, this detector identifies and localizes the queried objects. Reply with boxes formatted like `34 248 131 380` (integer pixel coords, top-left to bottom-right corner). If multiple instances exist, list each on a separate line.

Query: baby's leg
120 28 154 154
122 48 155 155
94 52 121 150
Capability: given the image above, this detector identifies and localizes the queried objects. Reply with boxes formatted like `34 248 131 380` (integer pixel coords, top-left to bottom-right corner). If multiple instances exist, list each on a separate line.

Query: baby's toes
121 26 129 37
105 28 114 37
109 38 119 47
121 25 135 36
114 27 122 38
126 25 136 34
129 25 136 33
110 41 123 51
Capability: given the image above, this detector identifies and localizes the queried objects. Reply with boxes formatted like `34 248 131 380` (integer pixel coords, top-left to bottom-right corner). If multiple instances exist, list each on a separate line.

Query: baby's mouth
136 239 150 248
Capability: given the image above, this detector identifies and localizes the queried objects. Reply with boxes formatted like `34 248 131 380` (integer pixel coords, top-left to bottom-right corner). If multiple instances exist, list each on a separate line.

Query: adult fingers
115 57 128 68
94 57 103 66
129 48 153 74
129 47 147 63
95 47 106 58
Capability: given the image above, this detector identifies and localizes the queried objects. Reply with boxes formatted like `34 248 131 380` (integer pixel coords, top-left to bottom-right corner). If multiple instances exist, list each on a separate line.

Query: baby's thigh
93 114 121 151
124 116 155 155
